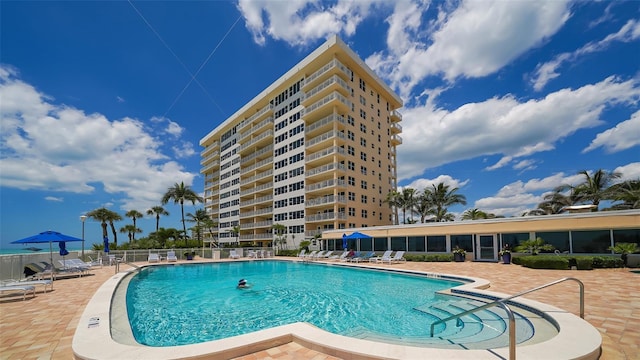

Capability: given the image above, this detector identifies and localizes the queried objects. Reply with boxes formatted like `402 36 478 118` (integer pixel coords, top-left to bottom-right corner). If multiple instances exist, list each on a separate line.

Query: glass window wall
450 235 472 252
408 236 426 252
572 230 611 253
427 235 446 252
536 231 569 253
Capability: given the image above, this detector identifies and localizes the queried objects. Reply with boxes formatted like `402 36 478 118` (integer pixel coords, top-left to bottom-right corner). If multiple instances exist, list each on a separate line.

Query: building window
361 209 368 218
427 236 446 252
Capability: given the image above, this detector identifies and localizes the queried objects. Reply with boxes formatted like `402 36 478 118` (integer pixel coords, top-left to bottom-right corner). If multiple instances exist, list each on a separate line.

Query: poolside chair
389 251 406 264
351 251 376 263
229 250 241 259
166 251 178 262
148 253 160 263
2 279 53 293
58 260 90 276
0 285 36 301
371 250 393 263
297 249 307 258
329 251 348 261
312 250 327 260
319 251 333 259
302 250 317 260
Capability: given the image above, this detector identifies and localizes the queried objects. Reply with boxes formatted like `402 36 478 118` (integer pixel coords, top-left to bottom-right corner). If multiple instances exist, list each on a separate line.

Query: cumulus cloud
615 162 640 181
45 196 64 202
531 19 640 91
368 0 571 98
236 0 382 46
583 110 640 153
402 174 470 193
0 66 198 212
397 76 640 180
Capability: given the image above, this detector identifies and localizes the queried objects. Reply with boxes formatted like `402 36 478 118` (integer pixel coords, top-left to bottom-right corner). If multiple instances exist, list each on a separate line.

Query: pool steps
344 297 555 350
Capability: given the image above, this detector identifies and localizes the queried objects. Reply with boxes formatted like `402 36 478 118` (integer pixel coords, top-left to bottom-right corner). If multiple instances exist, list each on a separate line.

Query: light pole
80 215 87 259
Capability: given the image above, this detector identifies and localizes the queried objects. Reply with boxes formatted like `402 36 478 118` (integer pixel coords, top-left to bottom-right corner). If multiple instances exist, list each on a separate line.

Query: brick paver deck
1 259 638 360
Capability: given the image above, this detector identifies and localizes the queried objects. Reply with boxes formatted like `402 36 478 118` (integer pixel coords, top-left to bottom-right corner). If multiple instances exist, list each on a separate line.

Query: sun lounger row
0 285 36 301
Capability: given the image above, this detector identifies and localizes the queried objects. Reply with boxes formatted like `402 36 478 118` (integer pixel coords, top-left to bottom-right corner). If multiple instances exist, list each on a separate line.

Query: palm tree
146 206 169 232
119 224 141 244
606 179 640 210
201 217 218 248
125 210 144 241
384 190 402 225
461 208 488 220
423 183 467 222
272 224 287 250
608 242 639 267
414 193 434 223
535 190 574 215
86 208 111 244
186 208 209 247
106 210 123 246
229 225 241 246
161 182 203 244
558 169 621 210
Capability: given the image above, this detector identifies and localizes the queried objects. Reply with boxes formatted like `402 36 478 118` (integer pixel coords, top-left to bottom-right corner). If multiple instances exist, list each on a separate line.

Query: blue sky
1 1 639 249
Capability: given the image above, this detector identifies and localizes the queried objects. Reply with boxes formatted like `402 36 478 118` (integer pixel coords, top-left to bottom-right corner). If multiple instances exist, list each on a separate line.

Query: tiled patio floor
1 259 638 360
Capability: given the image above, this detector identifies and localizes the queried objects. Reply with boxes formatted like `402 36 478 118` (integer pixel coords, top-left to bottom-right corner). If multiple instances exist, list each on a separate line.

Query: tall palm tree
186 208 209 247
125 210 144 241
230 225 241 246
161 182 203 244
86 207 122 247
558 169 621 210
384 190 401 225
201 217 218 247
272 224 286 250
147 206 169 232
461 208 488 220
86 207 111 244
423 183 467 222
414 193 434 223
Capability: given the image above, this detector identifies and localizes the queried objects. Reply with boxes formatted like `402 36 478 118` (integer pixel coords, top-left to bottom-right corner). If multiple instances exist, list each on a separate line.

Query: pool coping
72 260 601 360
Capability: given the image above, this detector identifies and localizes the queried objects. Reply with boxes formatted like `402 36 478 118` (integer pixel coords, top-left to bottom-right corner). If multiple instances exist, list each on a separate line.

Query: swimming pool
126 261 464 346
73 259 603 360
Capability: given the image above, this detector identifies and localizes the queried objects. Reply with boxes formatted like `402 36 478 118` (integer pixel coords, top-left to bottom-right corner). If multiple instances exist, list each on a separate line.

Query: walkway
0 259 638 359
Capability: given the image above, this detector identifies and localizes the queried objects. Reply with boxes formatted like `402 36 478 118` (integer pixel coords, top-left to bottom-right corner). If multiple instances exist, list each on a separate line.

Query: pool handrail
429 277 585 360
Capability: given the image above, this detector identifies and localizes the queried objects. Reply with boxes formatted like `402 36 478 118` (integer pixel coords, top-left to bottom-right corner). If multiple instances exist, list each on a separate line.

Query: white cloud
368 0 571 98
532 19 640 91
0 66 199 212
583 110 640 153
615 162 640 181
402 174 469 193
237 0 382 46
397 76 640 180
45 196 64 202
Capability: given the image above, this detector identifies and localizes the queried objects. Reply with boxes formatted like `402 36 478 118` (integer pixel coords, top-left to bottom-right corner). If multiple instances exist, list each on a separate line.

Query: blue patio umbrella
11 230 83 279
344 231 372 251
103 236 110 253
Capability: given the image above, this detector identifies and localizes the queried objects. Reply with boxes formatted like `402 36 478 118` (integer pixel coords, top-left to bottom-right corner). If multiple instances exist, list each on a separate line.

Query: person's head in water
237 279 247 288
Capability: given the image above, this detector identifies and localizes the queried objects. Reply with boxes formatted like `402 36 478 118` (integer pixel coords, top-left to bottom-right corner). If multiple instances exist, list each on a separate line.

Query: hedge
514 255 624 269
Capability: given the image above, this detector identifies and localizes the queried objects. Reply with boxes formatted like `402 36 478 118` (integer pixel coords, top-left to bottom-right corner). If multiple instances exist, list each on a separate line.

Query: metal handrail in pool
430 277 585 360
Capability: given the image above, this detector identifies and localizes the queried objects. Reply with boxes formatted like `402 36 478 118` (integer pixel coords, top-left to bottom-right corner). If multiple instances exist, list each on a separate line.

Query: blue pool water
126 261 463 347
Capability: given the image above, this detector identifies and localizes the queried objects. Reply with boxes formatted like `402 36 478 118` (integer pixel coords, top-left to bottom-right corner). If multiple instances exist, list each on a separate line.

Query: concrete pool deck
0 258 638 359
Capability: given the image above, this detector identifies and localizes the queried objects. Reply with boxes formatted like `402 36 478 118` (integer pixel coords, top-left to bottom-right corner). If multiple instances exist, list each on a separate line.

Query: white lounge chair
148 253 160 263
302 250 317 260
166 251 178 262
329 251 348 260
389 251 406 263
371 250 393 263
58 260 90 276
297 249 307 258
312 250 327 260
229 250 240 259
2 279 52 293
0 285 36 300
319 251 333 259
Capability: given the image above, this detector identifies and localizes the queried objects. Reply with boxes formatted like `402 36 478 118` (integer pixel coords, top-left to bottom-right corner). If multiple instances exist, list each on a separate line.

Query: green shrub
404 254 453 262
592 256 624 268
518 255 569 269
573 257 593 270
275 249 299 257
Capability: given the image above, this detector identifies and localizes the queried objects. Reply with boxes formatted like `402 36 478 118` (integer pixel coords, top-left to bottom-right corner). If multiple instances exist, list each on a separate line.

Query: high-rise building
199 36 403 248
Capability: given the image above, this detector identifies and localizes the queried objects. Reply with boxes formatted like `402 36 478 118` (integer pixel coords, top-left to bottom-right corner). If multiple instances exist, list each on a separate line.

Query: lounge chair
166 251 178 262
390 251 406 263
2 279 53 293
148 253 160 263
108 254 122 266
229 250 241 259
319 251 333 259
312 250 327 260
302 250 317 260
329 251 348 260
371 250 393 263
351 251 376 263
297 249 307 258
0 285 36 301
57 260 90 276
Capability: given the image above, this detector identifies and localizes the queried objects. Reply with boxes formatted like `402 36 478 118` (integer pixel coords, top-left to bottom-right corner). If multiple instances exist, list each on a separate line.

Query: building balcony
301 75 351 106
240 206 273 219
201 159 220 173
239 116 274 144
305 114 346 138
200 150 220 165
240 169 273 186
390 134 403 145
306 194 347 208
390 122 402 134
200 141 219 157
240 157 273 175
239 103 274 132
303 58 352 89
306 146 346 166
238 129 274 155
306 162 346 181
240 182 273 197
305 212 347 222
306 179 347 194
240 194 273 207
390 109 402 123
306 130 346 152
240 144 273 165
240 220 273 230
302 91 352 121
